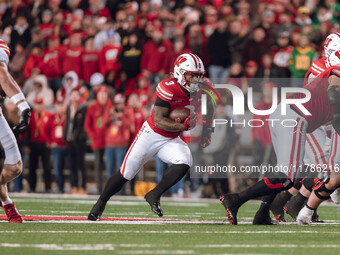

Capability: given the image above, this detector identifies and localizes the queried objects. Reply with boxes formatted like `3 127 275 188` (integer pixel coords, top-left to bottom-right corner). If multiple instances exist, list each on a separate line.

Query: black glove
13 108 31 135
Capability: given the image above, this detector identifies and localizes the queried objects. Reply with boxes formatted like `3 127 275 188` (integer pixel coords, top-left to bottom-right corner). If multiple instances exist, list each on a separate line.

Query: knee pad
302 178 315 192
293 178 303 190
263 177 293 192
312 176 335 200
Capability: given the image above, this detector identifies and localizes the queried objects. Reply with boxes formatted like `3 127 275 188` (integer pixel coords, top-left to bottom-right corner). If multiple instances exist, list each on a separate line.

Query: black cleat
270 191 291 222
220 194 241 225
284 195 307 221
145 193 163 217
253 203 276 225
88 199 106 221
311 209 324 223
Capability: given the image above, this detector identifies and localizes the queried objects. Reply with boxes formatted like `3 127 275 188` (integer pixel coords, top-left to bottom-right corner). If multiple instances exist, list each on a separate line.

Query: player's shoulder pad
0 40 9 65
156 78 176 101
330 65 340 78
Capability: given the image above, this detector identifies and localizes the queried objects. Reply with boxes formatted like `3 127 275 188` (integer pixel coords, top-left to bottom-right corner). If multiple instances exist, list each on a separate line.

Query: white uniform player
0 40 31 223
88 53 214 220
270 33 340 222
297 51 340 224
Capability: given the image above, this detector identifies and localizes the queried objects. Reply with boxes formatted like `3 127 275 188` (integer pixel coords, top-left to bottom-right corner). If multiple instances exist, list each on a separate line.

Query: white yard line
1 230 340 234
0 243 169 251
12 198 208 207
117 250 194 254
194 244 340 248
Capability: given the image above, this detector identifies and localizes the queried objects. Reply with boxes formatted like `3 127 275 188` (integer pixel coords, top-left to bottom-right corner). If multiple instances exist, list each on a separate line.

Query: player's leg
297 128 340 224
221 111 307 225
270 182 300 222
88 122 167 220
0 115 23 223
144 137 192 216
285 130 329 221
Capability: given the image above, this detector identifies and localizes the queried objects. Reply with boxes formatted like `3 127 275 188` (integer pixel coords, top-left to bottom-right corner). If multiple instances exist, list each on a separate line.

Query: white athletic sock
2 198 13 205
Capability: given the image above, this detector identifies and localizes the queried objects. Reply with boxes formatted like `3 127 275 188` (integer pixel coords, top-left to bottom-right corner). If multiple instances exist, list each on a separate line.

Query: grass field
0 194 339 255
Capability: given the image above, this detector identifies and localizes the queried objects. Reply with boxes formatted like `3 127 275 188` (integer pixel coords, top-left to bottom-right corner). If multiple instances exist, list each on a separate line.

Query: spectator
42 96 68 193
207 18 231 83
202 7 218 38
85 85 111 193
84 0 111 18
289 34 315 87
1 0 30 30
23 43 43 79
104 94 133 181
10 14 31 52
40 35 63 94
93 20 121 51
88 72 115 101
227 19 248 64
26 75 54 109
164 37 189 77
119 31 142 83
295 7 312 26
61 31 84 78
271 31 293 78
141 26 172 86
39 9 54 41
242 26 271 66
126 93 145 145
275 12 296 37
26 98 52 193
260 10 275 42
185 24 208 65
98 29 122 79
64 89 88 195
81 36 99 88
255 53 288 90
57 71 88 105
8 41 28 86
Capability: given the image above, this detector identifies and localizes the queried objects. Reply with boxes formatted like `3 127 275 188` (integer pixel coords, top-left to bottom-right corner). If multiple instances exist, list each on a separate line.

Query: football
169 108 191 123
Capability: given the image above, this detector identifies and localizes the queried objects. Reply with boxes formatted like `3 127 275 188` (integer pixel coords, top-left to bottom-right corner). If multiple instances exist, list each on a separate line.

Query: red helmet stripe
335 33 340 39
189 53 198 67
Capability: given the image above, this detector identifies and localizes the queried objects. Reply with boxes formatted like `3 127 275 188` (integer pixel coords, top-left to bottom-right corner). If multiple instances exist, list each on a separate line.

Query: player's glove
13 108 31 135
183 112 196 130
201 120 214 148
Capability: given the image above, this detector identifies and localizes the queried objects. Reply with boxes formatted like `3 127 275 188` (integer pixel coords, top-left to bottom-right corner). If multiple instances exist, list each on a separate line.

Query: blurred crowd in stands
1 0 339 196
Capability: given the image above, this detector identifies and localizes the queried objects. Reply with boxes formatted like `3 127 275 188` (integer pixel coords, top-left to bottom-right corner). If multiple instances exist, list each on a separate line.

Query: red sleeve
41 115 52 144
23 55 34 78
155 82 174 102
84 106 96 138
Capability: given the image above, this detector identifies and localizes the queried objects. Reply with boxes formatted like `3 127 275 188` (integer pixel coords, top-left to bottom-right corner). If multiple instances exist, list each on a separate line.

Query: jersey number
165 81 175 86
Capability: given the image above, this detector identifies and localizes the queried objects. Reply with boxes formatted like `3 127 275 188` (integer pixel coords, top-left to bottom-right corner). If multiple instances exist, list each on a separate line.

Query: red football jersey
304 57 327 85
147 77 213 138
290 65 340 133
147 78 190 138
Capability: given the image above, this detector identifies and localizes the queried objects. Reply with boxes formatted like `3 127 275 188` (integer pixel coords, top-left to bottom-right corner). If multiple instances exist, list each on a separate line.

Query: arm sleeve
155 96 171 109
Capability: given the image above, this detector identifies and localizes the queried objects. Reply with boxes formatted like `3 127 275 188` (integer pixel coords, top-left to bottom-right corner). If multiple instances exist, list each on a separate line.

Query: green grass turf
0 194 340 255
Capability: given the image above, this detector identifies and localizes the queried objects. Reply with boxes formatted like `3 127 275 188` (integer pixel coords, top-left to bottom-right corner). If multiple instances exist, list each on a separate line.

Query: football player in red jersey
270 33 340 222
220 53 340 225
297 51 340 224
0 40 31 223
88 53 214 220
